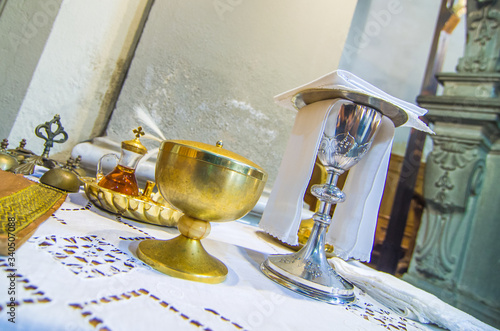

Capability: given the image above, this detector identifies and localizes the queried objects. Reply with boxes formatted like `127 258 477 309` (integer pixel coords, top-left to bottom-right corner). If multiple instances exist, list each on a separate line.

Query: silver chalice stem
261 102 382 304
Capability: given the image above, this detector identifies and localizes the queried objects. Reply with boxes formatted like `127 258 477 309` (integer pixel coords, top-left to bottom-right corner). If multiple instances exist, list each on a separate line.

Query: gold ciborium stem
137 215 228 284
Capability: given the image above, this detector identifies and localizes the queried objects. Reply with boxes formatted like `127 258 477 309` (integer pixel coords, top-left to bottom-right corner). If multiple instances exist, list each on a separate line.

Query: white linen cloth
274 69 433 134
259 70 432 262
330 257 498 331
0 189 445 331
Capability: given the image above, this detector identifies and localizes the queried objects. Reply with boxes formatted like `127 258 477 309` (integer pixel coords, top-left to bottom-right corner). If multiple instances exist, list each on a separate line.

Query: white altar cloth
0 189 468 331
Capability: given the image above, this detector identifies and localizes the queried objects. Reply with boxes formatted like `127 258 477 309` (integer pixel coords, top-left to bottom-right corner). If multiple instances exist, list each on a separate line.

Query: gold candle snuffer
137 140 267 284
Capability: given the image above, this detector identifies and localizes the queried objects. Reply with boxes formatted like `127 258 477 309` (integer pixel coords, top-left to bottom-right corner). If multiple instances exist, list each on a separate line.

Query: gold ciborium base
137 235 228 284
137 215 228 284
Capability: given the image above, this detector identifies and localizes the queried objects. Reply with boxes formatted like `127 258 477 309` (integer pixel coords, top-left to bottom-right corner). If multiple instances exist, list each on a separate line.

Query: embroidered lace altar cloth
0 184 491 330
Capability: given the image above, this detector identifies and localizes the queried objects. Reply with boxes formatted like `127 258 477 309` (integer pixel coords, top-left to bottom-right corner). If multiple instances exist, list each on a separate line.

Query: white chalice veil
259 70 431 262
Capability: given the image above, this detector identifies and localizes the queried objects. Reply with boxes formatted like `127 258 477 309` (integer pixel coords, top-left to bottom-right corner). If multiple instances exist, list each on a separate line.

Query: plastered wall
106 0 358 187
0 0 62 140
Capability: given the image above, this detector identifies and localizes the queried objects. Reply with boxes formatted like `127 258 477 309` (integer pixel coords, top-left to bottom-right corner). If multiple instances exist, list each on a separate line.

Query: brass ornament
13 115 69 175
40 158 82 193
0 139 19 171
8 139 35 162
35 114 68 158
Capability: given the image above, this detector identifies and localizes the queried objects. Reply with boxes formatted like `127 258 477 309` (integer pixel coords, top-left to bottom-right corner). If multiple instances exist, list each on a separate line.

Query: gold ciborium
137 140 267 284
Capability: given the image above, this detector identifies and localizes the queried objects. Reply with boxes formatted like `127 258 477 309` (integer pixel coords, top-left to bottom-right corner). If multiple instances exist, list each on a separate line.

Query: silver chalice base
261 223 354 305
261 101 382 305
261 257 354 304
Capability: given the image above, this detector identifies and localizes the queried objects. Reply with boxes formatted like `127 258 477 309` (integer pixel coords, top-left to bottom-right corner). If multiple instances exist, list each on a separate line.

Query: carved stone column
403 0 500 328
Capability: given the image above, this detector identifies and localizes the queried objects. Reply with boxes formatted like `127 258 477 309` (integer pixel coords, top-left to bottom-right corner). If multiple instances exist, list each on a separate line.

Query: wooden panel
371 154 425 275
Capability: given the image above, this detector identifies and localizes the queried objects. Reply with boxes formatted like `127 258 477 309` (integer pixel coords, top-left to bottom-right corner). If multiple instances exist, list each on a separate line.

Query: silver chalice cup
261 101 382 304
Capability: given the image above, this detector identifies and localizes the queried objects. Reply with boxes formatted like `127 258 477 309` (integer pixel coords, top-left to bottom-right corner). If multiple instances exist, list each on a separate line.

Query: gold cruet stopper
122 127 148 155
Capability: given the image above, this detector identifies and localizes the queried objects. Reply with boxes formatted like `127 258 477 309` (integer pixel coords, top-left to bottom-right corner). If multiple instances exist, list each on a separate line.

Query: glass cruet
97 127 148 196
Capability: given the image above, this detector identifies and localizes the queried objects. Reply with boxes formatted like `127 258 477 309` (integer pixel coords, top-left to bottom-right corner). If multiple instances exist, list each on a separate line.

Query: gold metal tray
82 177 182 227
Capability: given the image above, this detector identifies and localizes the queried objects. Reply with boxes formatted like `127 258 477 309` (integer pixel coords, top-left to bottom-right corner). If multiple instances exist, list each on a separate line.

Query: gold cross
133 126 145 138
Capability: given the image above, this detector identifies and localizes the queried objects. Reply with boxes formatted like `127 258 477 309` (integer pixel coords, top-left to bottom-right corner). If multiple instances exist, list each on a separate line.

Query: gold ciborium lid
164 139 266 180
155 139 267 223
137 139 267 284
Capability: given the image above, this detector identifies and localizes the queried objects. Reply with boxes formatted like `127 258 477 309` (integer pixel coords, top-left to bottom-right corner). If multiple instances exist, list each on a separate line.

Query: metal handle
96 153 119 181
35 114 68 158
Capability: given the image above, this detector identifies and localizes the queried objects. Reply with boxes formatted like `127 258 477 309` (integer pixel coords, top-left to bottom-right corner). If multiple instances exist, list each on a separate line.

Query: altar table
0 188 445 331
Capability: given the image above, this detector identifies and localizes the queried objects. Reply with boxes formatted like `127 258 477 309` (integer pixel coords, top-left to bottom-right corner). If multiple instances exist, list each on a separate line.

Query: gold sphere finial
216 140 223 148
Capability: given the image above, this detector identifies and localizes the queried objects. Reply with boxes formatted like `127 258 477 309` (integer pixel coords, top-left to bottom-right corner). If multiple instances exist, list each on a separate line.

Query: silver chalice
261 101 382 304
